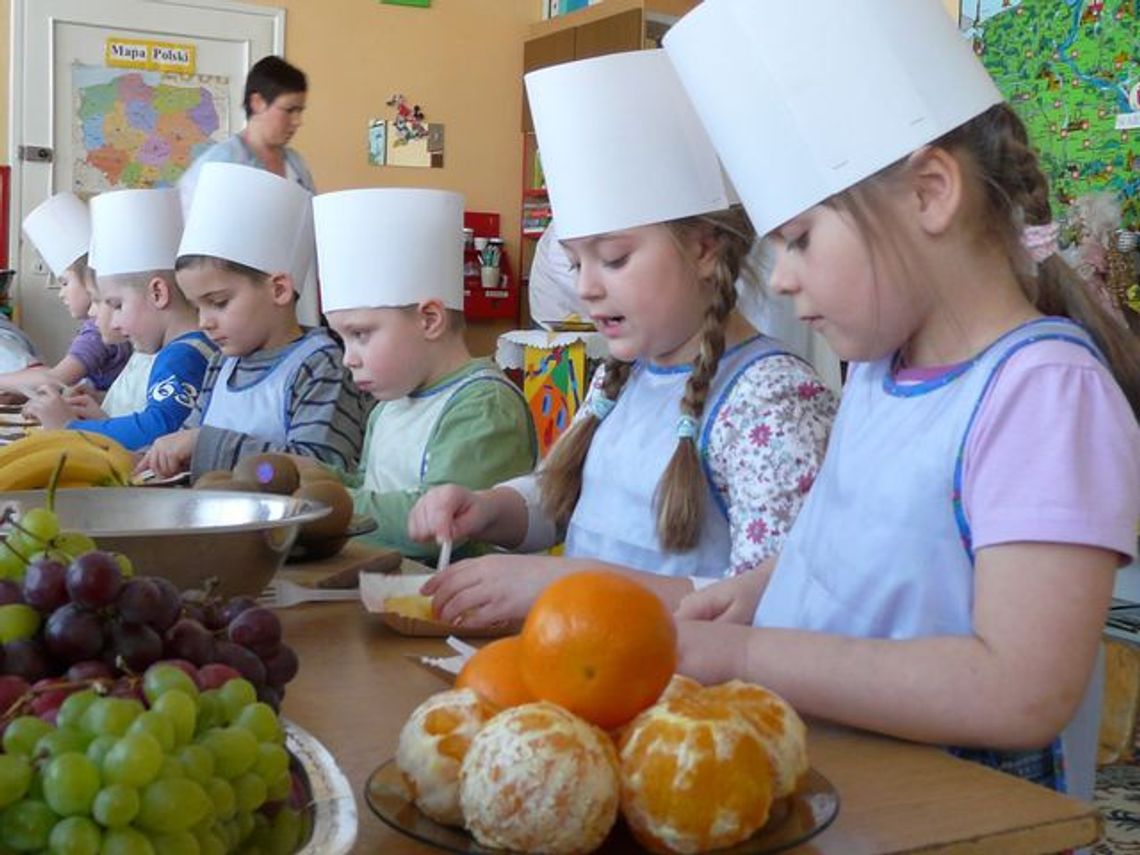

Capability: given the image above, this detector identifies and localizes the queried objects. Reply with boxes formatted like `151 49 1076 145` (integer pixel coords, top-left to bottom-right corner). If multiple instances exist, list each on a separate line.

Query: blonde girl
409 50 835 627
664 0 1140 799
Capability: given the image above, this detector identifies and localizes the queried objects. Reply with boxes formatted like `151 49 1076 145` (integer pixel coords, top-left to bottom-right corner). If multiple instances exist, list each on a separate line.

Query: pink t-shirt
896 340 1140 561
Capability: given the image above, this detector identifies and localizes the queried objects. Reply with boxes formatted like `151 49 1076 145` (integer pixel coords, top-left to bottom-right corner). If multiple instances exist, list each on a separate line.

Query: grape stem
46 452 67 513
1 676 117 723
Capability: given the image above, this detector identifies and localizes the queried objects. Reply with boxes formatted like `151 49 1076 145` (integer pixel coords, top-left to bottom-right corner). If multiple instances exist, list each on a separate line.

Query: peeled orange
395 688 497 826
702 680 807 798
459 701 620 854
619 693 775 854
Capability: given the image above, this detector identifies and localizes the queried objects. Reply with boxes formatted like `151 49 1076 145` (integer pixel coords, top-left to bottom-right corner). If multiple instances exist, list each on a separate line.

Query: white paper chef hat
524 50 735 241
22 192 91 277
313 188 464 312
663 0 1003 236
89 188 183 277
178 163 315 286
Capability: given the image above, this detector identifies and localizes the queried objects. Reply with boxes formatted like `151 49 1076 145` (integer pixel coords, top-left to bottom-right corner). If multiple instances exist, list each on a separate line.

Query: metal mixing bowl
0 488 330 598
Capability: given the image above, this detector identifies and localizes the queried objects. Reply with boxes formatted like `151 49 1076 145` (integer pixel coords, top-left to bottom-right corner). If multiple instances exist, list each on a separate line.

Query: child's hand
62 392 106 420
22 386 73 429
676 620 753 685
408 485 492 545
137 429 199 478
419 554 562 630
675 566 769 624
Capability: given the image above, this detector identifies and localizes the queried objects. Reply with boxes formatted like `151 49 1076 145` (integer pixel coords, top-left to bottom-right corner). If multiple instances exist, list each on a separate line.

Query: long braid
943 104 1140 417
655 255 738 551
538 357 633 526
655 209 754 551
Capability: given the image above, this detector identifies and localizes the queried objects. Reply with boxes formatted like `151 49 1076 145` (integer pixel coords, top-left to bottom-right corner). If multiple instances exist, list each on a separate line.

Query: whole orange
519 570 677 730
455 636 535 709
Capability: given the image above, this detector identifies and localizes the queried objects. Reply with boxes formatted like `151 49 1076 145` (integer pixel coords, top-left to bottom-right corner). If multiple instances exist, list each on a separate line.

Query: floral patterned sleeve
703 354 837 576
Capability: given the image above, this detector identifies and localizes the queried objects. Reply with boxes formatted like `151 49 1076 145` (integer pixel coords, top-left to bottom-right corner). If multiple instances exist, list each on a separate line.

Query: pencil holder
480 266 501 289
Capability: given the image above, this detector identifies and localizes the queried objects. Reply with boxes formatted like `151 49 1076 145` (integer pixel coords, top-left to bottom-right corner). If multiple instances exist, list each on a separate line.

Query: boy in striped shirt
139 163 369 478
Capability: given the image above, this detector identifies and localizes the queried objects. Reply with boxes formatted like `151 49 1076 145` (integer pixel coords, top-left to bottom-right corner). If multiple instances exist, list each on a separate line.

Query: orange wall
0 0 539 351
246 0 535 267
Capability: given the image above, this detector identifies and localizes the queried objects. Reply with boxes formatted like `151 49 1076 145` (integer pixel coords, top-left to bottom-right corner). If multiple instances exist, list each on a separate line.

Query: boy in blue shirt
30 188 215 450
140 163 369 479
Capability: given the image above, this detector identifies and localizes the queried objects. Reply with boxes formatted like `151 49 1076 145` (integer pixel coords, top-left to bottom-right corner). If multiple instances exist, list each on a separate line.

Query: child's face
99 276 164 354
58 268 92 320
85 285 126 345
766 204 922 362
563 224 713 366
328 307 429 400
177 265 279 357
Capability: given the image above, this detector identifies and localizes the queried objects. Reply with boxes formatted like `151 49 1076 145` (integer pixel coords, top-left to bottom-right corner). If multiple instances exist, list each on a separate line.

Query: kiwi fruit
298 465 341 487
192 470 233 489
293 480 354 541
205 478 262 493
233 453 300 495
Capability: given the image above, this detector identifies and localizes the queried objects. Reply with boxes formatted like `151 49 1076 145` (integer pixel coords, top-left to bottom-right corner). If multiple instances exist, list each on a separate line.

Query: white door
11 0 282 363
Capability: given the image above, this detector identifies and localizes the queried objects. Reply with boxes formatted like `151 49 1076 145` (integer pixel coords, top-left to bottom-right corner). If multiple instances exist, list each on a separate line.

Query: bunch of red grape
0 509 299 710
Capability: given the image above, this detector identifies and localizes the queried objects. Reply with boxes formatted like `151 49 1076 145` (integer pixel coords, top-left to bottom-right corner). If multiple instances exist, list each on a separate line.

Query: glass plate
365 758 839 854
285 718 359 854
287 513 378 561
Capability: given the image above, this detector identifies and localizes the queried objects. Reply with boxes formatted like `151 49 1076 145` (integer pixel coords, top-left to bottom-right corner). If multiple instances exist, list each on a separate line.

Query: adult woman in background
178 56 320 323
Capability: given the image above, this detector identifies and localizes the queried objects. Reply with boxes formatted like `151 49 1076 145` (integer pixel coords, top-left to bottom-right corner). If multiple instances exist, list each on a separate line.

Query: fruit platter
374 571 839 855
0 485 357 852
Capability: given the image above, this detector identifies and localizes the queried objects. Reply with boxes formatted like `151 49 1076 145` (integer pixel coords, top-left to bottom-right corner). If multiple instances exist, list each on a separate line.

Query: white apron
755 317 1105 798
201 332 329 444
101 351 156 418
566 336 786 578
363 365 520 493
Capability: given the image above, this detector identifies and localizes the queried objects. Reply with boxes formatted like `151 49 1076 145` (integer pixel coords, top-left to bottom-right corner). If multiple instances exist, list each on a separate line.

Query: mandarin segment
395 688 497 826
702 681 808 798
459 701 620 854
619 694 775 854
520 570 676 730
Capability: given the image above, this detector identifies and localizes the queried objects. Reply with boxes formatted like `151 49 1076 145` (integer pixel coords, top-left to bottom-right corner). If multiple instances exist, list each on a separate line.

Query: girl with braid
408 50 835 624
665 0 1140 799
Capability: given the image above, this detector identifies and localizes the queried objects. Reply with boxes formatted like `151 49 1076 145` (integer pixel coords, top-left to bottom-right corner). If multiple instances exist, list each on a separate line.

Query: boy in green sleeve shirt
312 188 537 561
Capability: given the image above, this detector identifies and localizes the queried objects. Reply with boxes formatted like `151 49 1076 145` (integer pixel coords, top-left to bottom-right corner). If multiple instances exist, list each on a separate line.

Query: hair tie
676 415 699 441
588 395 616 421
1021 222 1059 264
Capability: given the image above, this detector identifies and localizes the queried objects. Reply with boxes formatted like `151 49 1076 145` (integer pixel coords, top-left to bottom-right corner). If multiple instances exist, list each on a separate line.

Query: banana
0 430 135 478
0 445 131 491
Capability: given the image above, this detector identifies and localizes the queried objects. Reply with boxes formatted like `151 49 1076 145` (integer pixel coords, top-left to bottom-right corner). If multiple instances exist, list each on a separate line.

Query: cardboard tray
359 573 511 639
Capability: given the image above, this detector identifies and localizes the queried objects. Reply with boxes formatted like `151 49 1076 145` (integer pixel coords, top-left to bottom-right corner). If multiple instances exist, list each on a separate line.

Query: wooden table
279 602 1102 854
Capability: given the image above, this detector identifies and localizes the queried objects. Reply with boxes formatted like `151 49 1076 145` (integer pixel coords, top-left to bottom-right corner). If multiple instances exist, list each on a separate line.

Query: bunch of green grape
0 664 307 854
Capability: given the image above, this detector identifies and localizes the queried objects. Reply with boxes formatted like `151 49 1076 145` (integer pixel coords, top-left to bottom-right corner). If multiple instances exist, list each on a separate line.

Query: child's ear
905 145 962 237
268 273 296 307
249 92 268 116
147 276 172 309
418 299 448 340
691 224 723 284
